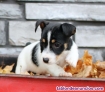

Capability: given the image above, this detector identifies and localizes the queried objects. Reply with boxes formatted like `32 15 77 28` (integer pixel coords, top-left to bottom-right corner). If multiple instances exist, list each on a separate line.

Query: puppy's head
35 20 76 64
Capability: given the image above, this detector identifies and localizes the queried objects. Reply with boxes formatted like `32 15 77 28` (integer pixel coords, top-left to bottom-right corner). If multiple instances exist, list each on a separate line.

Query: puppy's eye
54 42 61 48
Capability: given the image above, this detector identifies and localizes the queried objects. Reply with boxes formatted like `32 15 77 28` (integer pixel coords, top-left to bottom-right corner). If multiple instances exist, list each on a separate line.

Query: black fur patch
40 23 74 55
32 43 39 66
66 38 73 50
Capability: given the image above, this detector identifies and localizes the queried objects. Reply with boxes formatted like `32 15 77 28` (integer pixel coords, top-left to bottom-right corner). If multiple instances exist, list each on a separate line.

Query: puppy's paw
59 72 72 77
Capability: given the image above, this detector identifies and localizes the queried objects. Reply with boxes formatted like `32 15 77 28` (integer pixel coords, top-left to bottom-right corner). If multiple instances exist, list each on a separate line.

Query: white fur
15 40 78 76
47 31 51 50
65 42 79 67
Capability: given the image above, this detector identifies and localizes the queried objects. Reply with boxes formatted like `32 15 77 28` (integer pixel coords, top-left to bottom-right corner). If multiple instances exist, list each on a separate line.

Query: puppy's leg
47 64 72 77
66 42 79 67
15 57 27 74
15 64 27 74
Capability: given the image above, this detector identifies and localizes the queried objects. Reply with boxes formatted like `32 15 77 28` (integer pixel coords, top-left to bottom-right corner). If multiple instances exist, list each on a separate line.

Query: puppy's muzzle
43 58 49 63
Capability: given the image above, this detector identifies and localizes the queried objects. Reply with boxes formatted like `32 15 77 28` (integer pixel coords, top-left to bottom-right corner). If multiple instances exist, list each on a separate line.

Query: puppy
15 20 79 76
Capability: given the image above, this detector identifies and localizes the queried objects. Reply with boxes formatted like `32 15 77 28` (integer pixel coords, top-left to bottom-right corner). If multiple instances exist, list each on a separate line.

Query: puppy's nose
43 58 49 63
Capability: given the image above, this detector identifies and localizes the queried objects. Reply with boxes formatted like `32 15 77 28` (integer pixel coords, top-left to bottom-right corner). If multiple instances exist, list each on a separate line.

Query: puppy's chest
56 51 69 67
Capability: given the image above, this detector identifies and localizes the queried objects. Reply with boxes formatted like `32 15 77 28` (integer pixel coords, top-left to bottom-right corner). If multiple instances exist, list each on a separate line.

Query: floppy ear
61 23 76 37
35 20 49 32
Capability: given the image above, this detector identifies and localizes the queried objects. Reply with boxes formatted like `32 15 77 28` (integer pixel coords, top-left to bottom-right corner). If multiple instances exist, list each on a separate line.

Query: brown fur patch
56 55 59 61
51 39 55 43
40 22 45 29
72 30 76 35
42 39 45 43
64 43 67 49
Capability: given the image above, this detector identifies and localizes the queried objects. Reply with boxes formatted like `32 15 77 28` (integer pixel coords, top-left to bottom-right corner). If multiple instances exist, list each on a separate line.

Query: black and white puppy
15 20 79 76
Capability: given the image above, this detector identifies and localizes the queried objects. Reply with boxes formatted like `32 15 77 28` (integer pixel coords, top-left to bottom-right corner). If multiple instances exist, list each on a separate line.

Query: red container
0 55 105 92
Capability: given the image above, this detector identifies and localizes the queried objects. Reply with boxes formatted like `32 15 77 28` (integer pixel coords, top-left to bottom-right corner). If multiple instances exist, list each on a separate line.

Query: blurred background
0 0 105 62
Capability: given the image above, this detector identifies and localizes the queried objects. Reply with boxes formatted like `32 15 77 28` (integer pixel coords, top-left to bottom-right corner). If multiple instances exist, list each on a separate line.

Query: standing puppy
15 20 79 76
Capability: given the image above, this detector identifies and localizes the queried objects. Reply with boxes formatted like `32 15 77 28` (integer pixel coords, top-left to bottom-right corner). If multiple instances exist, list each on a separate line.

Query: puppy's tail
25 42 31 46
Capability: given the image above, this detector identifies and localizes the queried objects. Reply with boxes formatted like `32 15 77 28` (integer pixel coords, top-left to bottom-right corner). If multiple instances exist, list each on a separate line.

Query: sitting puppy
15 20 79 76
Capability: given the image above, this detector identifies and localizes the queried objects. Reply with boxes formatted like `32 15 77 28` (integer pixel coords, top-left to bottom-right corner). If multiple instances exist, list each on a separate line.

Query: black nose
43 58 49 63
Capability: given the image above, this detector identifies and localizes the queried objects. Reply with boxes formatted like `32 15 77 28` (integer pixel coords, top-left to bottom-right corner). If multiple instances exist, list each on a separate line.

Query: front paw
59 72 72 77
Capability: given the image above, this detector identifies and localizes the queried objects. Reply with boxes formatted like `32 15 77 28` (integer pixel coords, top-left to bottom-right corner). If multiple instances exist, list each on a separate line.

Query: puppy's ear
35 20 49 32
61 23 76 37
